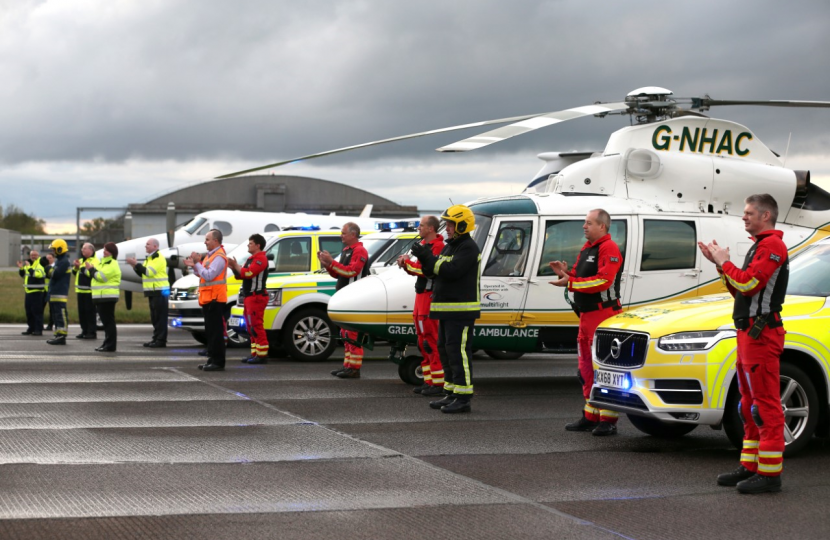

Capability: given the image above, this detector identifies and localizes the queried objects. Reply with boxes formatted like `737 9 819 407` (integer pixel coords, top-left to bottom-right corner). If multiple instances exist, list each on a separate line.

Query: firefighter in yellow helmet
409 204 481 414
46 239 72 345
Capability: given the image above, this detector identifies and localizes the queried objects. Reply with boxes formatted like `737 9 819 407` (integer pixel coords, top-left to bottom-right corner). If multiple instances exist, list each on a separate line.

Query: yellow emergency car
229 226 421 361
589 237 830 455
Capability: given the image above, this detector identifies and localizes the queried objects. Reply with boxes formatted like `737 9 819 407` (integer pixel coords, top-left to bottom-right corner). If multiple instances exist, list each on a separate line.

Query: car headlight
185 287 199 300
267 289 282 307
657 330 736 352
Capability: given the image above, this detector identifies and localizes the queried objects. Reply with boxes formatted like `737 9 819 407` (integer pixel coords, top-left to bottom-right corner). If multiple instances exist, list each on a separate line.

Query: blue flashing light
622 374 633 391
170 318 182 327
299 225 320 231
375 220 421 231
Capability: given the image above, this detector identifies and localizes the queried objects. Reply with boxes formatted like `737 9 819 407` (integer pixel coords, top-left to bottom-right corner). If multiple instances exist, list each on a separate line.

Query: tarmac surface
1 324 829 539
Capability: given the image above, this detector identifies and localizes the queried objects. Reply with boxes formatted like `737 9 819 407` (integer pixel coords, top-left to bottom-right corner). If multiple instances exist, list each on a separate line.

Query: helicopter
218 87 830 383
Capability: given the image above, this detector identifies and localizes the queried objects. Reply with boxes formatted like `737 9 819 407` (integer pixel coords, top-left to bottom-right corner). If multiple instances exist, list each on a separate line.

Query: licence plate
595 369 629 390
228 316 243 328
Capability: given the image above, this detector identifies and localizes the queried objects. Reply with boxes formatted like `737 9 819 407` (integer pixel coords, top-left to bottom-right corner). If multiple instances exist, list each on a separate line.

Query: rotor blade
694 98 830 109
436 102 629 152
214 113 541 179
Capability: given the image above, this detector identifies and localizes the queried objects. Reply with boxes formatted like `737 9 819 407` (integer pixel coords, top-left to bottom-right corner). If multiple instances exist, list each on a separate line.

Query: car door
478 217 538 351
625 217 701 307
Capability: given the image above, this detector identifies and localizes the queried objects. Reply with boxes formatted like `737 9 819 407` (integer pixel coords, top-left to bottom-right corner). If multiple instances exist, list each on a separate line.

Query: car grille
654 379 704 405
591 388 647 411
169 308 203 318
594 330 649 368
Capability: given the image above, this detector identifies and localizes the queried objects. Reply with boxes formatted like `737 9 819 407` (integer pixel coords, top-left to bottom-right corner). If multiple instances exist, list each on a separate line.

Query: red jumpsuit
237 251 270 360
566 234 623 424
402 236 445 387
719 229 788 477
326 242 369 370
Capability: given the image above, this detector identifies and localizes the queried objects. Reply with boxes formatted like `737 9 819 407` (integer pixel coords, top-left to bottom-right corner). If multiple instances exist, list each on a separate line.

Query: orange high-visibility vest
198 247 228 305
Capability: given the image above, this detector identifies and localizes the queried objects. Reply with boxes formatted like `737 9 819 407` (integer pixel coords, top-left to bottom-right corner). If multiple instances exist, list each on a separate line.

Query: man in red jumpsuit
228 234 270 364
549 208 623 436
701 193 788 494
319 222 369 379
397 216 445 396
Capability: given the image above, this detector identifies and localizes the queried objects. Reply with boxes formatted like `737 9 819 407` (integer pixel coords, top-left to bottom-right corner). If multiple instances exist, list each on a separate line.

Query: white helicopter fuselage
327 116 830 354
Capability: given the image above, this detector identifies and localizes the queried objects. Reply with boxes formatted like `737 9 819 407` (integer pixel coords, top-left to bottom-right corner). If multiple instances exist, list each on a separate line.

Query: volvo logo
610 338 622 359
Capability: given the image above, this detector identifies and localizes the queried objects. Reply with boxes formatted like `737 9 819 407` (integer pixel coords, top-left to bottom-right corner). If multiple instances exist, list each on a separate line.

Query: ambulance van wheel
191 331 208 345
484 350 525 360
283 308 337 362
398 355 424 386
723 362 819 457
627 414 697 438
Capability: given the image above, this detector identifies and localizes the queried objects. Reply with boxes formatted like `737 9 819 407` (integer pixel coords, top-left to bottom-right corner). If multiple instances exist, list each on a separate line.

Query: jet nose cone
328 276 388 331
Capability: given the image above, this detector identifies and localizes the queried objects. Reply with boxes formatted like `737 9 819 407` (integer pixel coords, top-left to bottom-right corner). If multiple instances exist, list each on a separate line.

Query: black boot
737 473 782 494
421 385 445 397
565 414 598 432
717 465 755 487
47 336 66 345
441 398 471 414
592 421 617 436
331 367 346 376
429 394 456 410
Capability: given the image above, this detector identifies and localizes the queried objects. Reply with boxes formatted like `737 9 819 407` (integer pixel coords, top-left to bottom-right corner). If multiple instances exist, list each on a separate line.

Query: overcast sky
2 0 829 232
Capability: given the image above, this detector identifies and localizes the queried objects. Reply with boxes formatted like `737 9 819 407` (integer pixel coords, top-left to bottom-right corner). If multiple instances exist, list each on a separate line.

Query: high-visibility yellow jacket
19 258 47 294
133 251 169 297
73 255 99 295
87 256 122 303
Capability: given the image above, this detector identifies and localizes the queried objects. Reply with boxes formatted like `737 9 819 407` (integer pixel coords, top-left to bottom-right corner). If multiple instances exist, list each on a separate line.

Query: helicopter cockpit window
537 219 628 276
640 220 696 271
484 221 533 277
183 217 208 235
213 221 233 238
471 214 492 251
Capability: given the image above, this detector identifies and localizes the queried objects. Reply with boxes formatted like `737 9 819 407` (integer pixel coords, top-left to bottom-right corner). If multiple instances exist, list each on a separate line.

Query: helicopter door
478 217 538 351
521 217 631 349
625 217 701 307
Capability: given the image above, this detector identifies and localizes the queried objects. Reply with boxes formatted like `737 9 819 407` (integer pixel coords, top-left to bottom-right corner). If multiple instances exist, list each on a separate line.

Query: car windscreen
787 243 830 297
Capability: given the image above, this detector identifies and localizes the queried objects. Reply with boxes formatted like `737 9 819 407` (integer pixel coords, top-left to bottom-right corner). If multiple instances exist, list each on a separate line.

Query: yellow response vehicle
229 226 421 361
589 237 830 455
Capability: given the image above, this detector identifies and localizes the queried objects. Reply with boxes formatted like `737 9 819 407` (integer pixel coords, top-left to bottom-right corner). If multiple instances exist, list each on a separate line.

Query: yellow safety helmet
441 204 475 235
50 238 69 256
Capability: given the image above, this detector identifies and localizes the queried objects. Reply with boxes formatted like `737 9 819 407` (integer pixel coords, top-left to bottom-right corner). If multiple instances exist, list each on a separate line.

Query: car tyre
226 328 251 349
627 414 698 438
191 331 208 345
283 308 337 362
723 362 819 457
398 355 424 385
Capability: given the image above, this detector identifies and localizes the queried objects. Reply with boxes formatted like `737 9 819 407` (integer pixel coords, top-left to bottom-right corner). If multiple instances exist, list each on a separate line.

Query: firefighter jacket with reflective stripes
133 251 169 297
19 258 47 293
47 253 72 302
87 256 122 303
327 242 369 292
568 234 623 313
419 233 481 320
197 246 228 305
403 236 445 294
234 251 269 296
72 255 99 294
718 229 789 321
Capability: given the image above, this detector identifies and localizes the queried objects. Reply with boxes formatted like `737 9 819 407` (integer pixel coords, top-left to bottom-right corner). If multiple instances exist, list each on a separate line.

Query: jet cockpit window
264 224 280 232
183 217 207 235
213 221 233 238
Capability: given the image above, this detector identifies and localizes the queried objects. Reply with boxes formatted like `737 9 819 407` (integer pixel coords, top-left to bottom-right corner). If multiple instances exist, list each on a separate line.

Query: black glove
409 242 429 258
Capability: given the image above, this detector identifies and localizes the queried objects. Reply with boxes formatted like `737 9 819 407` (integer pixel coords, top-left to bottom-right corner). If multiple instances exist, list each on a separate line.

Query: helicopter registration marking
652 125 753 156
